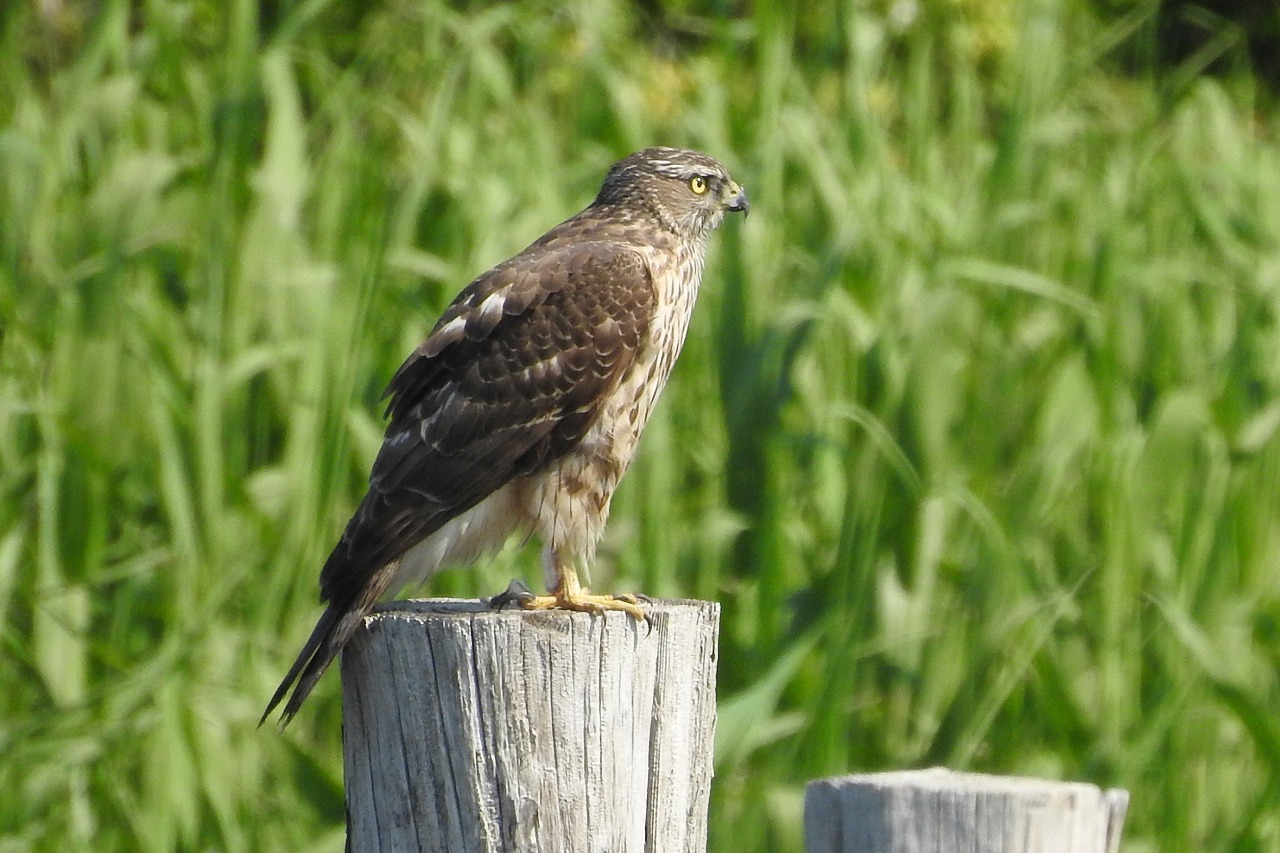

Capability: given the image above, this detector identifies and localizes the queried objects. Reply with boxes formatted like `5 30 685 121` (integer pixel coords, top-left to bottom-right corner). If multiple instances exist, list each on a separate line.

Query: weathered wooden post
804 768 1129 853
341 598 720 852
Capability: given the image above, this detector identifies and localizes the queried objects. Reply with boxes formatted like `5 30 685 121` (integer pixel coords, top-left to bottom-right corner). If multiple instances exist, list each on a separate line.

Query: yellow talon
518 571 647 620
520 591 647 620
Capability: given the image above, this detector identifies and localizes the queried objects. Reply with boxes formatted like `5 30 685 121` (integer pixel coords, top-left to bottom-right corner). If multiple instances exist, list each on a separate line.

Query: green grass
3 0 1280 849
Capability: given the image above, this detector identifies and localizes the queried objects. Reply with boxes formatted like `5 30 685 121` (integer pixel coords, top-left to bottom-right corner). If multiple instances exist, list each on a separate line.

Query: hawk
262 147 749 726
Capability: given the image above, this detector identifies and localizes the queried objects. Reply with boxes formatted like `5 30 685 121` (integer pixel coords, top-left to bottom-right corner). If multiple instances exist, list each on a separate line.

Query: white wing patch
520 352 564 386
475 290 506 326
422 286 515 359
422 315 468 357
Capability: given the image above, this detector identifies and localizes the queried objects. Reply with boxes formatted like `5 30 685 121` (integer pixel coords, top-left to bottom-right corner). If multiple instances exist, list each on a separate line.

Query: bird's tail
260 565 397 728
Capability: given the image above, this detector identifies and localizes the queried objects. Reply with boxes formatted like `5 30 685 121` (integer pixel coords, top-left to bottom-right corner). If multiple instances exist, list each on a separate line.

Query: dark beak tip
728 190 751 216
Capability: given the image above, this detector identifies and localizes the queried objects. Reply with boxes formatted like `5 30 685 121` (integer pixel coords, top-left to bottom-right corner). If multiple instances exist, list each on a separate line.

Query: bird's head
594 147 750 240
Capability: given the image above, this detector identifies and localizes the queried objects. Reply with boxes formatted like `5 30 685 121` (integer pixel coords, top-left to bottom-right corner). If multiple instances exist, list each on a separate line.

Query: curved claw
487 578 537 610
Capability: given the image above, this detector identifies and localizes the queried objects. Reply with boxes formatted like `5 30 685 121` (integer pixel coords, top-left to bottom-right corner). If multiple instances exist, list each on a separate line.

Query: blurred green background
4 0 1280 849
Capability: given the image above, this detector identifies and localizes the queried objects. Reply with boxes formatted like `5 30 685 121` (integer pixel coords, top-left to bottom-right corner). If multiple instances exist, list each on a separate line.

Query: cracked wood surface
341 598 719 852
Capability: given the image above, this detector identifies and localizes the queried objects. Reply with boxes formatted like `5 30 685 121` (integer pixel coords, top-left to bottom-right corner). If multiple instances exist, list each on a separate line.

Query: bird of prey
261 147 748 726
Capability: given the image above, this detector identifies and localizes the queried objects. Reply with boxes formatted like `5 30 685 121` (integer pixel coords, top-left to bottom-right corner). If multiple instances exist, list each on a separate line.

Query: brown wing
262 241 654 725
325 241 653 594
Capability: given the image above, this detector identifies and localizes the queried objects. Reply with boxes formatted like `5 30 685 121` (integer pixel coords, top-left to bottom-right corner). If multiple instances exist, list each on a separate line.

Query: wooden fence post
804 768 1129 853
340 598 720 853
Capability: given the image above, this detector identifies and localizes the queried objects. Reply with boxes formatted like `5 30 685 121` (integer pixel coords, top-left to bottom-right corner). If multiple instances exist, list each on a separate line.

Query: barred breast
521 239 707 582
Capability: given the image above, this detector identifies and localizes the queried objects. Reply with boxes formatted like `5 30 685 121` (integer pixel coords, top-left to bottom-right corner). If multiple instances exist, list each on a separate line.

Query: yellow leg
519 565 647 620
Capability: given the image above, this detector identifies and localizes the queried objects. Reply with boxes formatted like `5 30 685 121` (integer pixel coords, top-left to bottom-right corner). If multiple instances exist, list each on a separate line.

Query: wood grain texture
804 768 1128 853
341 598 720 853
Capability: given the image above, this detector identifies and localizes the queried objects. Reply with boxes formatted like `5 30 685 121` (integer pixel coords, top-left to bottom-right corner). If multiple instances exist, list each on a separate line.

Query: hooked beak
724 181 750 217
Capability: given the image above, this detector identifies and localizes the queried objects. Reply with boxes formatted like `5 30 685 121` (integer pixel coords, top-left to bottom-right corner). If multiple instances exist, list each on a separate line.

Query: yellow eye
689 175 709 195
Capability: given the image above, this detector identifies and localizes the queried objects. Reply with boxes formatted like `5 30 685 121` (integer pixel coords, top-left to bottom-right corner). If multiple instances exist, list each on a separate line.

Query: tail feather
261 564 399 728
260 605 336 728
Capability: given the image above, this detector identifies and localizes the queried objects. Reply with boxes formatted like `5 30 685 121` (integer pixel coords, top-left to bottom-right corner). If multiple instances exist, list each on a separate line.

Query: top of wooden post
341 596 721 853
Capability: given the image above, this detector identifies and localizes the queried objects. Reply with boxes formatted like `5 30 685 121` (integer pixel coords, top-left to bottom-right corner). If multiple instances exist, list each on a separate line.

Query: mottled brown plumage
262 147 748 726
